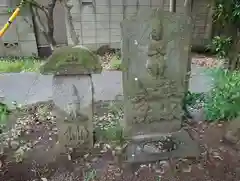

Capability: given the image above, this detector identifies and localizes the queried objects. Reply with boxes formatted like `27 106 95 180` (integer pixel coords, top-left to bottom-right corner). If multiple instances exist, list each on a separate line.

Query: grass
109 55 122 70
0 57 42 73
94 100 124 145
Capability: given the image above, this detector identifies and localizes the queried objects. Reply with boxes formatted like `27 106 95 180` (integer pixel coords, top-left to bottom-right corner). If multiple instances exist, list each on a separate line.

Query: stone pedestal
120 8 199 163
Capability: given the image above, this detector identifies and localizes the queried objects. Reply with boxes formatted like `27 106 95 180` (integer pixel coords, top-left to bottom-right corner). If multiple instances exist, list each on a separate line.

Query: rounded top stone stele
40 45 102 75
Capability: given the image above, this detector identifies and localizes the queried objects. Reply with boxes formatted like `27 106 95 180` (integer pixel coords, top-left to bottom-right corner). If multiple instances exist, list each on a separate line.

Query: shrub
209 36 232 58
204 68 240 121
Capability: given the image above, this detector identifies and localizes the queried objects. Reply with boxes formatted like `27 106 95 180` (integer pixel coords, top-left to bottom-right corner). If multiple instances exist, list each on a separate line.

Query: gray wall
63 0 213 50
0 2 38 56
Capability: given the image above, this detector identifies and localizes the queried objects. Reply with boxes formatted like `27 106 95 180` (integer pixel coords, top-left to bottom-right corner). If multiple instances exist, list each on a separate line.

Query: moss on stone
40 46 102 75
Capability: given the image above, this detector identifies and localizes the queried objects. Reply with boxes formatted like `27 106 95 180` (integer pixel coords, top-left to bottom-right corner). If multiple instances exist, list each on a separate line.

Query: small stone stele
53 77 94 152
40 45 102 153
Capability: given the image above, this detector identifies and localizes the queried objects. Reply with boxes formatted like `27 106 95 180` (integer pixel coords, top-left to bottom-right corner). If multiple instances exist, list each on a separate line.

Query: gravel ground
0 100 240 181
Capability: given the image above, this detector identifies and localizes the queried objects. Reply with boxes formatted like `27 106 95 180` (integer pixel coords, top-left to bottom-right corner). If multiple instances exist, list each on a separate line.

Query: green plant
209 36 232 58
95 114 124 144
156 176 161 181
182 91 205 118
0 102 10 125
94 101 124 144
213 0 240 26
204 68 240 121
0 57 42 73
0 102 10 133
211 0 240 69
184 91 205 107
84 169 97 181
109 55 122 70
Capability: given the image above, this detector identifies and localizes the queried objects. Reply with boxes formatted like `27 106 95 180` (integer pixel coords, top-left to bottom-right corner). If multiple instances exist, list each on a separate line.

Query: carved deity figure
146 21 167 78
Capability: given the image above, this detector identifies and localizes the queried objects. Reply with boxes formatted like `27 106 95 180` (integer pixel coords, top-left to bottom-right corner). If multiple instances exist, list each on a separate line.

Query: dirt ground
191 53 224 68
101 52 222 70
1 100 240 181
1 55 238 181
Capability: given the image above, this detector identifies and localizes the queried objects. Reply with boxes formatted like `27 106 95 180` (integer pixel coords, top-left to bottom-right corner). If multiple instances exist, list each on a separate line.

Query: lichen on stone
40 45 102 75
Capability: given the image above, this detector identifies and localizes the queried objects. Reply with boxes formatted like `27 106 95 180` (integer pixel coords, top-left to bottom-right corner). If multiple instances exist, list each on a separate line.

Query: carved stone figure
146 21 167 78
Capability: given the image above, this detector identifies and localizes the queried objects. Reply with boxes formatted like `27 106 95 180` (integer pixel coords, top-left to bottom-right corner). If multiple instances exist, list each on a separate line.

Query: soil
0 101 240 181
101 52 222 70
191 53 223 68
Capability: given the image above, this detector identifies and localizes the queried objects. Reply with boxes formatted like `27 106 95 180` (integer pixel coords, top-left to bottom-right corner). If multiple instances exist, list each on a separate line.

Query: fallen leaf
212 152 223 160
67 154 71 161
84 153 89 158
182 165 192 173
91 157 98 162
15 148 25 163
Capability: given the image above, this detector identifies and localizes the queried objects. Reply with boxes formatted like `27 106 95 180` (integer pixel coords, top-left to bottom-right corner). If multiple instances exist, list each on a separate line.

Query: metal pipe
0 0 25 37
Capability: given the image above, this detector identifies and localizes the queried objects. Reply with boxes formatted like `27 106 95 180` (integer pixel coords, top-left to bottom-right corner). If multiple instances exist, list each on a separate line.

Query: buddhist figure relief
146 20 167 78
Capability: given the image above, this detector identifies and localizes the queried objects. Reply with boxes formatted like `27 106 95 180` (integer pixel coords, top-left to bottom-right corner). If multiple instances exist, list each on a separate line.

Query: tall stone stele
40 45 102 152
121 8 199 163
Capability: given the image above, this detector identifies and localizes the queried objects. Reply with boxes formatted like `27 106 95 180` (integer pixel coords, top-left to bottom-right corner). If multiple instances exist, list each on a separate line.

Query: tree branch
28 0 57 49
26 0 50 19
31 5 54 51
61 0 80 45
46 0 57 46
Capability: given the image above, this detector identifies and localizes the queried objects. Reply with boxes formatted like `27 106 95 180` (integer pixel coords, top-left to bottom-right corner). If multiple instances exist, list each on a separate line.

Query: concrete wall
0 2 38 56
191 0 213 48
63 0 213 50
36 0 67 47
0 0 213 57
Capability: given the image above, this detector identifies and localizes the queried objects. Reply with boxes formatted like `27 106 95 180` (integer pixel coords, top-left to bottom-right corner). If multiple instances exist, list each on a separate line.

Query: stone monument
40 45 102 153
120 8 199 163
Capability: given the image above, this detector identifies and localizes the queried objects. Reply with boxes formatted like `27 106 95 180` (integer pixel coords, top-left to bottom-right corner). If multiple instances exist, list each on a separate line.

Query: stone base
124 129 200 164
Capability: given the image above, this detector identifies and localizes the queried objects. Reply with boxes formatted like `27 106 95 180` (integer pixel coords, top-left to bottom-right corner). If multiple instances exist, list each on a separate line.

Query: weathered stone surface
188 107 205 123
120 7 199 163
121 8 191 135
224 117 240 146
124 130 200 163
40 45 102 75
52 75 93 151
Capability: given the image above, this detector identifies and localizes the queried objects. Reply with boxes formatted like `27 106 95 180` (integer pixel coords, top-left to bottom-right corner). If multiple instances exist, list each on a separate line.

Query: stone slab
124 129 200 164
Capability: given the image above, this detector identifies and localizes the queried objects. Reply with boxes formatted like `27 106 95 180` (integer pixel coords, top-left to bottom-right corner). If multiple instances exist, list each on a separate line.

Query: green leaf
204 68 240 121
